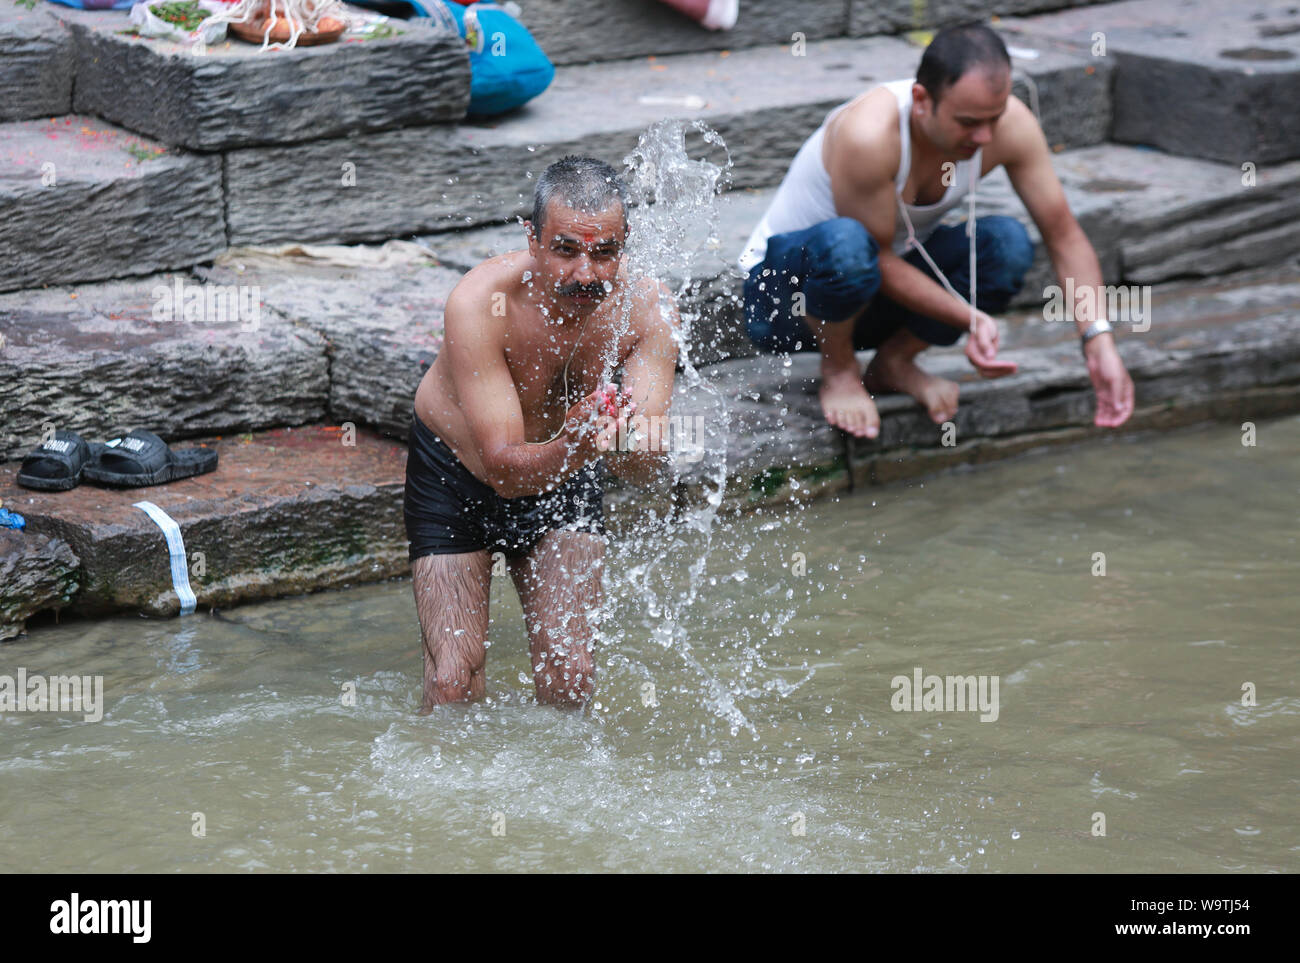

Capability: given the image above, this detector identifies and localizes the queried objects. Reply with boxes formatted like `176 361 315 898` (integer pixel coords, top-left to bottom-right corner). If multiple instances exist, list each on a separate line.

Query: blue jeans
743 215 1035 354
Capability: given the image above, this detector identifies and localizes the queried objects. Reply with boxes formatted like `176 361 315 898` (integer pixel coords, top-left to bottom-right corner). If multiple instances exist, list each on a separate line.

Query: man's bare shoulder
617 275 678 338
990 94 1048 169
824 86 902 187
444 250 531 334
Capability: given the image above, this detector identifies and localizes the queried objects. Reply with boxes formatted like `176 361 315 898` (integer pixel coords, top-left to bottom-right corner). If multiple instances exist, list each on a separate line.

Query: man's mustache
557 281 608 298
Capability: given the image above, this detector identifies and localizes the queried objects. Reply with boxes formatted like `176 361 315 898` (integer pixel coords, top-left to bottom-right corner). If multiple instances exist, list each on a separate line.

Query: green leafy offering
125 142 166 162
365 23 405 40
149 0 210 32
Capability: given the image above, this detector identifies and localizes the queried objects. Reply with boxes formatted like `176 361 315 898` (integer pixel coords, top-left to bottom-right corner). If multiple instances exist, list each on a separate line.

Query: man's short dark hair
916 23 1011 106
531 155 629 239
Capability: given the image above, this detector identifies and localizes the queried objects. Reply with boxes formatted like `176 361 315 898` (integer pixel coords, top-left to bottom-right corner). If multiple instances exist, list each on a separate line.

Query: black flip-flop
16 430 105 491
82 429 218 488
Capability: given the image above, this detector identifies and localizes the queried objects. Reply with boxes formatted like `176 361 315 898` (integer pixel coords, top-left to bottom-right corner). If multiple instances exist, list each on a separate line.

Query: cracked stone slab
969 146 1300 296
517 0 850 65
224 31 1108 245
5 274 1298 619
1001 0 1300 163
0 528 80 642
0 424 408 617
196 245 456 439
0 1 75 122
0 116 225 293
848 0 1111 36
0 272 329 464
417 144 1300 367
662 272 1300 502
53 5 470 151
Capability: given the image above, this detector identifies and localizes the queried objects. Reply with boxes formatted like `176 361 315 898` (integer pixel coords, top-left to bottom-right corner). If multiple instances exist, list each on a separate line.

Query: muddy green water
2 416 1297 873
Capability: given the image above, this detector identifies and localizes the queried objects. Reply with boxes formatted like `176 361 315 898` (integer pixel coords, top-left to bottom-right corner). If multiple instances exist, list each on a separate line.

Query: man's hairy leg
864 328 960 425
805 307 880 440
509 529 604 708
412 550 492 711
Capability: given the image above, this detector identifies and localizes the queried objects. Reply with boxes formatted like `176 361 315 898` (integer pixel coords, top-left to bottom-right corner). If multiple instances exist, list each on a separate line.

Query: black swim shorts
403 406 605 563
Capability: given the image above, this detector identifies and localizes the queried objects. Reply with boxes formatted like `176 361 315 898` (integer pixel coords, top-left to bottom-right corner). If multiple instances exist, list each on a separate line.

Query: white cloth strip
133 500 197 615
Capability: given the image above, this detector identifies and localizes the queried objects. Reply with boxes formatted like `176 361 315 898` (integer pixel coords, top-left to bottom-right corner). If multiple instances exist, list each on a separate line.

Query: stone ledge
223 31 1109 244
194 244 457 438
54 5 470 151
0 1 75 122
0 271 330 464
0 424 408 618
658 271 1300 507
512 0 1117 65
0 116 225 293
518 0 850 66
1001 0 1300 163
0 528 80 641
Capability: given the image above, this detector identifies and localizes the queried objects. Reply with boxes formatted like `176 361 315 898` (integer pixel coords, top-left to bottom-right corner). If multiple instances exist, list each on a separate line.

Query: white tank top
737 78 984 271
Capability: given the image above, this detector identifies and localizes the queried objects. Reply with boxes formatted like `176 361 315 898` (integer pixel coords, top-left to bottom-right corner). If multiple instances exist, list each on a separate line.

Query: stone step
1001 0 1300 163
516 0 1118 66
0 270 330 465
0 246 453 464
0 116 226 293
417 142 1300 366
0 528 79 641
0 423 409 620
668 269 1300 505
0 1 74 122
191 245 459 439
968 144 1300 295
6 142 1298 466
51 5 470 151
224 30 1110 244
3 269 1298 631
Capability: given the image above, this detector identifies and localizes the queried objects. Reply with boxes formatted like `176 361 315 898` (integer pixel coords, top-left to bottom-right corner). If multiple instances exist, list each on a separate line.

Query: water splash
594 120 803 738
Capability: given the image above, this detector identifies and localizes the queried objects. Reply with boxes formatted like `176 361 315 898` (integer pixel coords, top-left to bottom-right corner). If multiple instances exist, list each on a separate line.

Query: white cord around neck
895 68 1040 344
896 156 980 340
524 306 595 447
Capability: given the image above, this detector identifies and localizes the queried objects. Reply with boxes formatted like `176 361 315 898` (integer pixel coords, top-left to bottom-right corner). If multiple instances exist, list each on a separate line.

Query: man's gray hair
531 155 629 238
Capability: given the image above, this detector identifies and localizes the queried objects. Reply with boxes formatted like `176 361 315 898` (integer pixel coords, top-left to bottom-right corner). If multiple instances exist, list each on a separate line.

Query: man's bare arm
1002 97 1134 426
607 281 679 488
1002 97 1104 335
444 285 601 498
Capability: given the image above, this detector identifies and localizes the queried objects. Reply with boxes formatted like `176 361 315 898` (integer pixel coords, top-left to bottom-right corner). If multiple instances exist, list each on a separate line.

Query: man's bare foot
820 358 880 438
865 351 960 424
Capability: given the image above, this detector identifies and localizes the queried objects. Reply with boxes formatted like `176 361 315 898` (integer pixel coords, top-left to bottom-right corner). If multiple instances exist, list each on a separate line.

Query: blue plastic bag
46 0 135 8
439 2 554 116
348 0 553 116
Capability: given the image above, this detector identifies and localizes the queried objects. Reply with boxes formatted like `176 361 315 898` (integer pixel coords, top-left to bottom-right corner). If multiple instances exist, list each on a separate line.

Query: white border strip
133 500 197 615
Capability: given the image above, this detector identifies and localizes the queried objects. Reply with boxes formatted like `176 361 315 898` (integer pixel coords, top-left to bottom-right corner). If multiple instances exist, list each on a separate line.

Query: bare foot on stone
820 359 880 439
865 353 960 425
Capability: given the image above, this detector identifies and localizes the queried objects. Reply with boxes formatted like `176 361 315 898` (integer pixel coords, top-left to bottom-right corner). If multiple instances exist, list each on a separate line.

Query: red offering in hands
598 383 629 418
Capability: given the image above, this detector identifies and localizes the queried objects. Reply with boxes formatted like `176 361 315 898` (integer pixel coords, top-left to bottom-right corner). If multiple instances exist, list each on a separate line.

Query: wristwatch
1080 318 1113 354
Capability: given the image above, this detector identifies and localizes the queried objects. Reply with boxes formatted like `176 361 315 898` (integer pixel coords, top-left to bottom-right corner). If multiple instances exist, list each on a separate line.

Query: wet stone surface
0 425 409 620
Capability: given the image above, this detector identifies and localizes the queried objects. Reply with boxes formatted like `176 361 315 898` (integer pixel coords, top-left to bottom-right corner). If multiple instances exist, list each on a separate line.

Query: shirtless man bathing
739 22 1135 437
406 156 678 710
